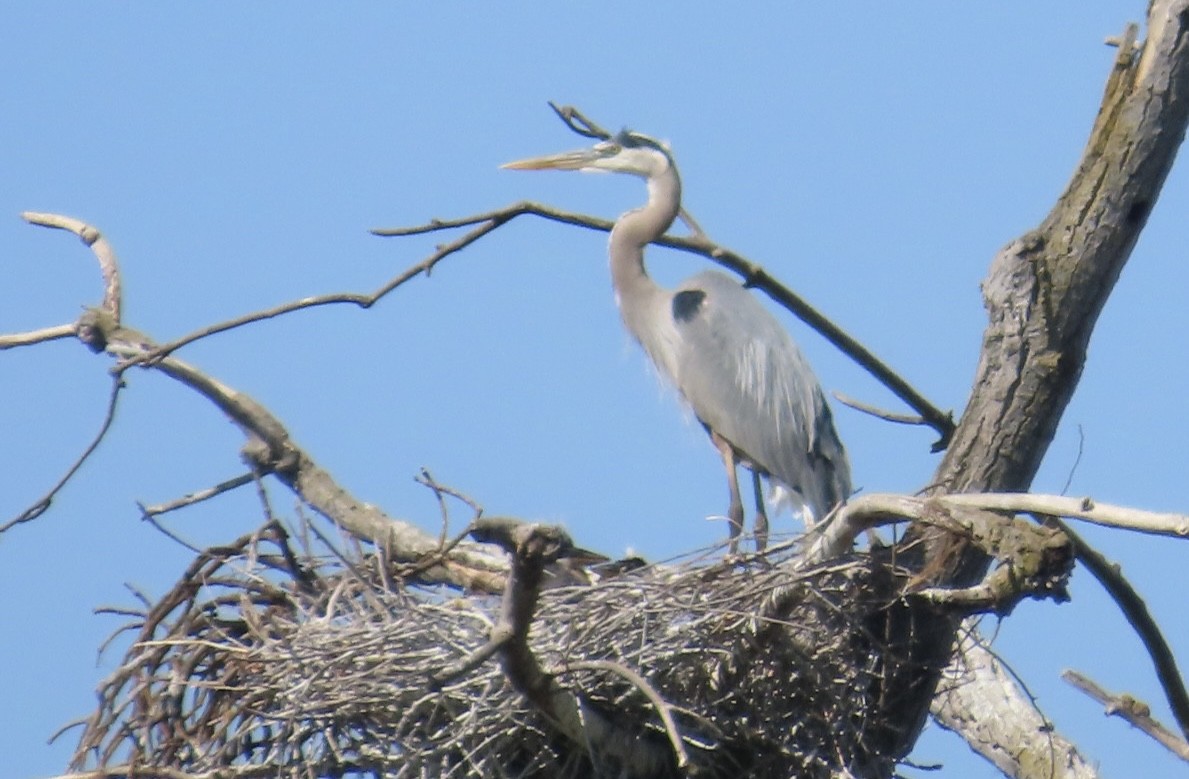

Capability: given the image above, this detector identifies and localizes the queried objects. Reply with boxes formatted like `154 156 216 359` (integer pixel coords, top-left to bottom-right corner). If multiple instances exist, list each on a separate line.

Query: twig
545 102 708 239
1060 423 1085 496
139 510 204 555
547 101 613 140
1 375 123 533
1062 670 1189 761
415 468 484 549
430 629 506 687
1055 518 1189 740
565 658 691 770
138 472 256 517
114 207 514 371
833 391 928 426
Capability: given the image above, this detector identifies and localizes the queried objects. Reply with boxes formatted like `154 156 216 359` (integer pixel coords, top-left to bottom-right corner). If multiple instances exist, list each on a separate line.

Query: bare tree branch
802 493 1074 615
1 375 123 533
0 322 75 350
9 212 510 592
833 390 931 427
374 199 955 448
137 472 257 517
1063 670 1189 762
465 517 681 775
22 210 122 322
1055 518 1189 740
565 659 691 772
944 493 1189 538
804 491 1188 564
932 626 1100 779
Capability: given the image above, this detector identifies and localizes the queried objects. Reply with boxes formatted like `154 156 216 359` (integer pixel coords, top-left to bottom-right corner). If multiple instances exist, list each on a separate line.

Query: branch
137 472 257 517
1 376 123 533
833 390 931 427
22 211 122 322
111 197 541 372
0 322 75 350
2 212 134 532
1063 670 1189 762
374 199 955 448
932 625 1100 779
800 493 1074 617
546 101 613 141
14 213 510 593
462 518 681 774
1055 518 1189 740
944 493 1189 538
565 659 691 771
921 6 1189 571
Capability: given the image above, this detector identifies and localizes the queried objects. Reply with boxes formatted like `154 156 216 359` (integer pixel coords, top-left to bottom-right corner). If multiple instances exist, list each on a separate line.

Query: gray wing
669 270 851 519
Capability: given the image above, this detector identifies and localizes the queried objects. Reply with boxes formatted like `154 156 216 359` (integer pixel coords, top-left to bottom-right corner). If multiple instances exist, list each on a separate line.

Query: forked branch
6 213 509 592
374 196 955 448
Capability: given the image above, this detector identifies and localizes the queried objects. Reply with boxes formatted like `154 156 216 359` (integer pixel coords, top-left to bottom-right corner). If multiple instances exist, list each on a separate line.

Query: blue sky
2 5 1187 777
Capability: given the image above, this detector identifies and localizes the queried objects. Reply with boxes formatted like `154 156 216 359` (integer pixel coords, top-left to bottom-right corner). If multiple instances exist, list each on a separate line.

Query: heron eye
599 143 621 156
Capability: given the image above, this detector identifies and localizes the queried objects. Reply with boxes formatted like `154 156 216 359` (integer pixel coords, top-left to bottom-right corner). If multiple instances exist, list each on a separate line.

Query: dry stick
139 510 205 555
565 658 691 770
946 493 1189 538
1062 670 1189 762
1054 517 1189 740
833 390 927 426
138 472 257 517
415 467 486 553
466 518 677 773
115 211 511 371
3 213 132 532
16 212 509 592
45 191 938 454
1 375 124 532
807 492 1189 564
0 322 75 350
22 211 122 321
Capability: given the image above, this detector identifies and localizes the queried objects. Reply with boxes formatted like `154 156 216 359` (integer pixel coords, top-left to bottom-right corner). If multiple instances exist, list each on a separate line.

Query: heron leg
751 470 769 552
711 432 744 554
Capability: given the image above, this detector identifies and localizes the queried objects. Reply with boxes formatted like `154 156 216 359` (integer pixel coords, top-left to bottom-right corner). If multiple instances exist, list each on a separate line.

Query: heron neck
608 169 682 318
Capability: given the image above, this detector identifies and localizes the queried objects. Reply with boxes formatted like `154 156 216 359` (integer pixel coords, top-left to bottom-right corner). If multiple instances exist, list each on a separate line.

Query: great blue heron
504 129 851 552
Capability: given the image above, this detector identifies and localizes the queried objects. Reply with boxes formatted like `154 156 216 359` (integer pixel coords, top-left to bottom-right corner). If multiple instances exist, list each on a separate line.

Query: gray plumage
505 129 851 552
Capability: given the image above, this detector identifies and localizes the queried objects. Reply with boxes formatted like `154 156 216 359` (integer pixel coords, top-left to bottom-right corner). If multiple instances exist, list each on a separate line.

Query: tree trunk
878 3 1189 768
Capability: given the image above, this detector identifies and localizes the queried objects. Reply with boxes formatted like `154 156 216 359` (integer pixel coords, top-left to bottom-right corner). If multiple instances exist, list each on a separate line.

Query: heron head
502 129 673 179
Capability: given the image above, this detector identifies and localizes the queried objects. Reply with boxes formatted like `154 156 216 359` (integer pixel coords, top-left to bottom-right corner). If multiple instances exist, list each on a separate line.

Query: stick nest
67 519 914 778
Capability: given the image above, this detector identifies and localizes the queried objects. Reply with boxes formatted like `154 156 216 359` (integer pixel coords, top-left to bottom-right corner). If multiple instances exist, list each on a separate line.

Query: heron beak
501 149 598 171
